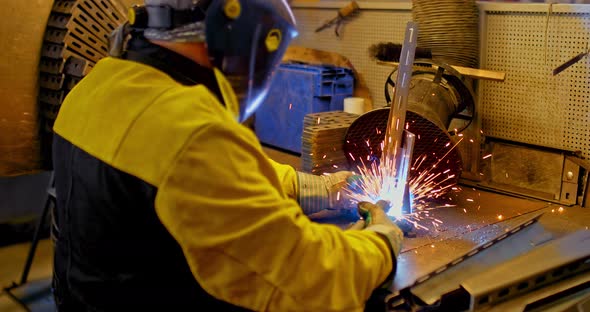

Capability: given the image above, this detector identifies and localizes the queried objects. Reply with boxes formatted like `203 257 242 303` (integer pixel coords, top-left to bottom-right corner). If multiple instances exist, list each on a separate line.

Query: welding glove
358 201 404 258
296 171 355 215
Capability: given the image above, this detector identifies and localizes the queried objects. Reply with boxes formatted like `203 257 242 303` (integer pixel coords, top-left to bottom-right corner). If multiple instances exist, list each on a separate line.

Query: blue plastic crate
255 63 354 154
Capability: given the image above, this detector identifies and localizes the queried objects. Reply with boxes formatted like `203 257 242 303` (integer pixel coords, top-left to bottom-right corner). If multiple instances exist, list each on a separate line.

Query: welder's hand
358 201 404 257
296 171 355 215
346 219 366 230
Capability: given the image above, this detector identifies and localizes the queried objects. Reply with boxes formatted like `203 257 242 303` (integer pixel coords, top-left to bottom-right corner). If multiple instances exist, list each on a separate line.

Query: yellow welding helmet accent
128 7 136 25
265 29 282 52
224 0 241 19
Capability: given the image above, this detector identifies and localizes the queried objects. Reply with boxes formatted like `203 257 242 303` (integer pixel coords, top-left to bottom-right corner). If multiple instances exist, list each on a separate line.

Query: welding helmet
126 0 298 122
205 0 298 122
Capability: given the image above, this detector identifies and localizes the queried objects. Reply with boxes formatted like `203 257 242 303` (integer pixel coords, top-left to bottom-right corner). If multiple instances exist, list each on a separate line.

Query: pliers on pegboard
314 1 359 37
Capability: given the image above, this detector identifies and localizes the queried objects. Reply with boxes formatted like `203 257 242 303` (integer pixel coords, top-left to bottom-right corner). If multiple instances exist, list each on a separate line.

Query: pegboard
291 5 412 108
291 2 590 167
480 4 590 159
291 3 481 178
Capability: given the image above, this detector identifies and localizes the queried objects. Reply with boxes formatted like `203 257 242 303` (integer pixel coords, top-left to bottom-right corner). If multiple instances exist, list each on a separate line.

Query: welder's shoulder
54 57 183 142
111 82 234 187
54 57 232 187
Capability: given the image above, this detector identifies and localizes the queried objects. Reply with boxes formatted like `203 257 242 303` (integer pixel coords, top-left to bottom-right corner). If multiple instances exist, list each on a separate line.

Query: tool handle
553 50 589 76
314 17 339 32
315 1 359 33
338 1 359 18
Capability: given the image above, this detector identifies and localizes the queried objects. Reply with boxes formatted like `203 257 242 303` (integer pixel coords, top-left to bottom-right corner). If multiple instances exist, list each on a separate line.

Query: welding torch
314 1 360 37
347 175 416 236
357 199 415 237
358 200 390 225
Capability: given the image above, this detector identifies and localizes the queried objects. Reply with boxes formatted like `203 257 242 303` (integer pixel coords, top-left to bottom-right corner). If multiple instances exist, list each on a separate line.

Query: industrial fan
39 0 129 167
2 2 130 309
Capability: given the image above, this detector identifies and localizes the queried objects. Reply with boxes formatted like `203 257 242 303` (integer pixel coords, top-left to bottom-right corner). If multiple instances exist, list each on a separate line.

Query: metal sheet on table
487 272 590 312
407 216 548 305
462 230 590 310
390 187 551 292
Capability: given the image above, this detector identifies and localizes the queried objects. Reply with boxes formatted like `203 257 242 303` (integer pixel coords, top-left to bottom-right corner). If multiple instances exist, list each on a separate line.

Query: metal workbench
264 146 590 311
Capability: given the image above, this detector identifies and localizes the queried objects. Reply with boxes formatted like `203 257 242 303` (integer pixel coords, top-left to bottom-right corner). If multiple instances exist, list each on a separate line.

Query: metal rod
382 21 418 166
379 21 418 217
401 130 415 214
19 193 52 285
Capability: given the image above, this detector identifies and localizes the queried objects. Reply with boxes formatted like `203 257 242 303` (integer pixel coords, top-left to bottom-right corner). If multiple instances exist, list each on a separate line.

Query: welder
51 0 404 311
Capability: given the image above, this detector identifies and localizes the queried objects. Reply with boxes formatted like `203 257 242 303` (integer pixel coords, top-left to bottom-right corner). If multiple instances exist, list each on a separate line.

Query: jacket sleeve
266 158 298 201
155 122 394 312
266 159 330 215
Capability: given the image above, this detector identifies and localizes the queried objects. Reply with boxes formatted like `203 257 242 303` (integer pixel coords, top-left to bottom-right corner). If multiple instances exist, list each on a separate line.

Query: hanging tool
553 42 589 76
314 1 359 37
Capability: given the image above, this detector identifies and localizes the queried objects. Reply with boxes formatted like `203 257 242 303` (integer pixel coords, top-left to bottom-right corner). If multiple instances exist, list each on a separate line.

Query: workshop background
0 0 589 311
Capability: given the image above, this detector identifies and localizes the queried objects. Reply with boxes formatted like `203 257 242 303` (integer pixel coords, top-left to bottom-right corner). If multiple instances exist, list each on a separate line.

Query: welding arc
553 49 589 76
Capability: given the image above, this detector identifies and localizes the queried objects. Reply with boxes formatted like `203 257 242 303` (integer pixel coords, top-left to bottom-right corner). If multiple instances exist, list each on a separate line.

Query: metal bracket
387 212 544 310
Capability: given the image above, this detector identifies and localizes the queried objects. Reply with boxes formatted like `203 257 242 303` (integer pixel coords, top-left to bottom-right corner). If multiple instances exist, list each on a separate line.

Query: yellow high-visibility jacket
54 56 394 311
